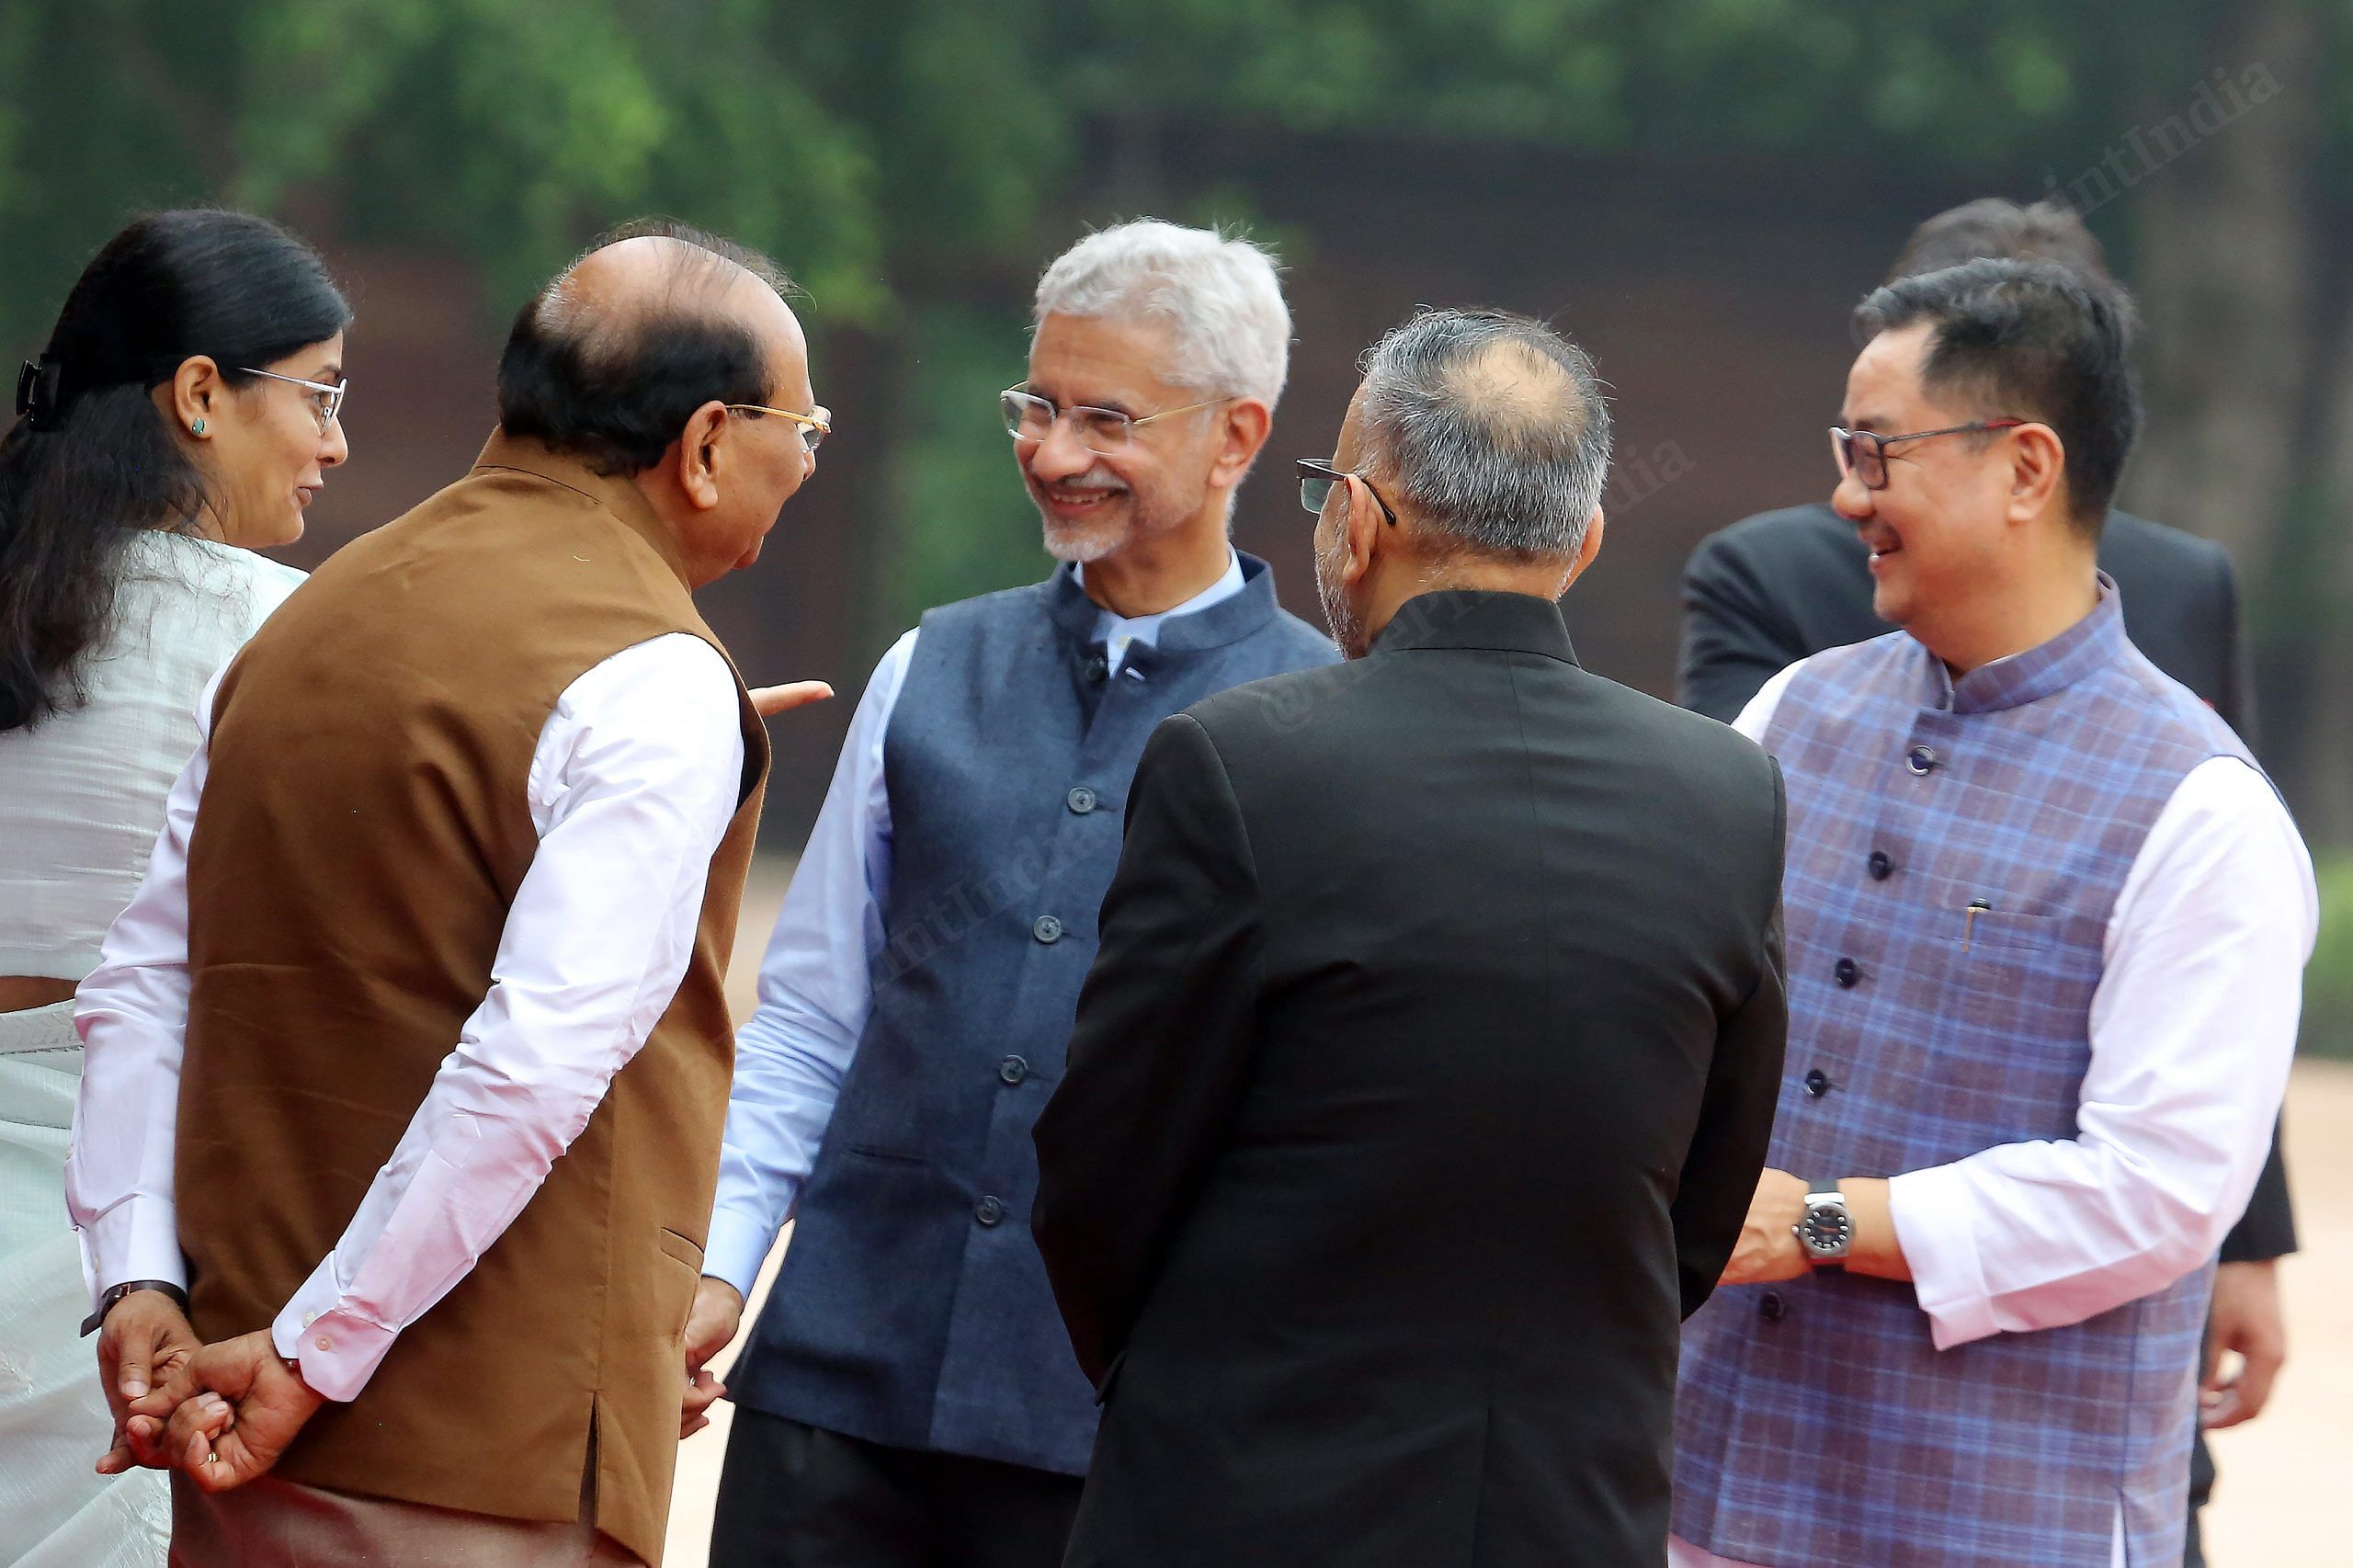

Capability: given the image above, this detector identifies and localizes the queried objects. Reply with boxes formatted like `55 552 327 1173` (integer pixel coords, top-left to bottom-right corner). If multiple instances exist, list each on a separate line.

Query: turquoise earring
191 418 205 436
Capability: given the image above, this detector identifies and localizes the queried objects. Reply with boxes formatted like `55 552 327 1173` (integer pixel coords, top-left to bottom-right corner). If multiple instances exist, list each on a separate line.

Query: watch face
1799 1201 1853 1256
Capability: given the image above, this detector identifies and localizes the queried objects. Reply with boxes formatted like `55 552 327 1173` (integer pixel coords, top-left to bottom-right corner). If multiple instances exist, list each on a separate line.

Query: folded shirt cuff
80 1197 189 1312
704 1204 780 1301
271 1256 395 1402
1888 1165 1999 1350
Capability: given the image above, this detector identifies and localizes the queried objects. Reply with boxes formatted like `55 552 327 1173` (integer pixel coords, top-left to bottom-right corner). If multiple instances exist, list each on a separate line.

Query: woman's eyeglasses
241 368 347 434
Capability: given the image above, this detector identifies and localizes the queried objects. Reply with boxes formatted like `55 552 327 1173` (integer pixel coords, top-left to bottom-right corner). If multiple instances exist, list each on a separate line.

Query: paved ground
667 863 2350 1565
2196 1062 2350 1566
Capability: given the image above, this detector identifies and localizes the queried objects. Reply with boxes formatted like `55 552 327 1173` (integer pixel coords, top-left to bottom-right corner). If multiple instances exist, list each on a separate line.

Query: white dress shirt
68 632 745 1401
1671 657 2315 1568
705 552 1247 1296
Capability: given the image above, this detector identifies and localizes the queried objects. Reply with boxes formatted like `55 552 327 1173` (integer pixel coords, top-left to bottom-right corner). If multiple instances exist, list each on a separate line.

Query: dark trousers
710 1409 1084 1568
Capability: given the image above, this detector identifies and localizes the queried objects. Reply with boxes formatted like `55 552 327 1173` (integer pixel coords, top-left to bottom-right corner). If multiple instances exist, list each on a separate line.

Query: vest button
1083 653 1108 683
1833 957 1859 989
1804 1068 1832 1097
1906 744 1938 776
1067 786 1097 814
999 1054 1029 1085
1032 915 1063 945
1758 1292 1789 1324
1867 849 1893 881
975 1196 1006 1227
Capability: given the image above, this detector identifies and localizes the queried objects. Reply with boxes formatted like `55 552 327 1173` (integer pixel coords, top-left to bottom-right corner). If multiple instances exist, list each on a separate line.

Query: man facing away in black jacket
1677 197 2295 1567
1034 309 1790 1568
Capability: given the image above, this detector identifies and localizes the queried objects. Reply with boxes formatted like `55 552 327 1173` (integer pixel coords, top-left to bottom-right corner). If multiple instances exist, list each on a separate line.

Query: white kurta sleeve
267 633 746 1399
1890 756 2315 1349
66 665 227 1303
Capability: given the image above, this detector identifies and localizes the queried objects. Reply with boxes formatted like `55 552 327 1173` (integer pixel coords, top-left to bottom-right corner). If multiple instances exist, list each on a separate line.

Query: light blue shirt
705 551 1249 1294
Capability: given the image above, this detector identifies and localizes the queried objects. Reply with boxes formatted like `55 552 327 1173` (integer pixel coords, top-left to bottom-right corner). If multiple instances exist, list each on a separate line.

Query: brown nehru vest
176 435 769 1565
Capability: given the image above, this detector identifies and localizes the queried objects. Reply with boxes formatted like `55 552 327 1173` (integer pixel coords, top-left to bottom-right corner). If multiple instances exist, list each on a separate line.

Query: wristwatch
81 1279 190 1338
1792 1180 1853 1265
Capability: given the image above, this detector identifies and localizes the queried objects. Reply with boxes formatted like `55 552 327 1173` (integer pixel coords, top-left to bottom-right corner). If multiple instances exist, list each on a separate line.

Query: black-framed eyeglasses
1829 418 2026 490
1000 386 1224 457
1296 458 1398 525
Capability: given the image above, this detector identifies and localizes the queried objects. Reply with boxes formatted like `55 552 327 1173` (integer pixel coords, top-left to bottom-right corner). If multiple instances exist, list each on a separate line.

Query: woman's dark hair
496 218 793 477
1855 257 2142 535
0 209 351 732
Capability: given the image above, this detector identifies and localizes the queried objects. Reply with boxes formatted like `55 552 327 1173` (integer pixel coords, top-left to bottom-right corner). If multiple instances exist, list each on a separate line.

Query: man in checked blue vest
685 220 1335 1567
1669 260 2315 1568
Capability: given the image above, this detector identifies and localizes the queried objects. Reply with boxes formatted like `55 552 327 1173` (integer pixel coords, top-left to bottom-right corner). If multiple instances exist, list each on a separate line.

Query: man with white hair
690 220 1334 1567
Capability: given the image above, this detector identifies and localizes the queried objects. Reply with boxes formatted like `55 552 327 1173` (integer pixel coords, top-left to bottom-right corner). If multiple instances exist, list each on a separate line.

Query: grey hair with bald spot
530 217 795 360
496 217 799 476
1357 309 1612 561
1032 220 1291 404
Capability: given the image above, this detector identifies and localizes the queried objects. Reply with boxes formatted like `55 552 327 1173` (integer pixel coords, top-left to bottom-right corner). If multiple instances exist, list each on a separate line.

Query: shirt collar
469 428 691 585
1370 589 1580 665
1045 549 1280 655
1913 573 2128 716
1080 549 1245 655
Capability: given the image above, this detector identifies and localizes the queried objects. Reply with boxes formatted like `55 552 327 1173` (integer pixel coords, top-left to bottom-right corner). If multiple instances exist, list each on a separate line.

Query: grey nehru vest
730 553 1336 1474
1675 585 2259 1568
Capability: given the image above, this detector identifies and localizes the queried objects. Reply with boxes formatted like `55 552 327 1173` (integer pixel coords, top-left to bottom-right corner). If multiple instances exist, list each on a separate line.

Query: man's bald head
1356 309 1611 562
497 219 801 476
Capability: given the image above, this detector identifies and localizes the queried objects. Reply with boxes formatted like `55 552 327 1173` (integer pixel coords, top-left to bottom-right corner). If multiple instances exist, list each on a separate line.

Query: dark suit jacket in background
1677 500 2294 1263
1034 590 1789 1568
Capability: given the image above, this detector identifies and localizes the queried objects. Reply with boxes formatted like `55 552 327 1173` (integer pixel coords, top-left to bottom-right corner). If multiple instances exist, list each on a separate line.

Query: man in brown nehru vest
67 221 834 1565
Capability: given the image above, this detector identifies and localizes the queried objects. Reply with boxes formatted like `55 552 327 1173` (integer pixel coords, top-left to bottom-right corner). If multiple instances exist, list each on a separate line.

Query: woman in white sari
0 209 349 1566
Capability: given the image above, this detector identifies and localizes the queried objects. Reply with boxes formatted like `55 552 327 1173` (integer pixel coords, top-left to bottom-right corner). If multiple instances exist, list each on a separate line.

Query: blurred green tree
4 0 2348 833
3 0 2299 364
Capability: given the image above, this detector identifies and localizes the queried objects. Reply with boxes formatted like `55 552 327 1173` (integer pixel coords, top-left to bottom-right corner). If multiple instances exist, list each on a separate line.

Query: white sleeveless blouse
0 532 302 981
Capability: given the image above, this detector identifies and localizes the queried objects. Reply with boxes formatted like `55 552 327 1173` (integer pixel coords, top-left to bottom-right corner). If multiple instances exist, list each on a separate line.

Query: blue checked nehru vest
1674 585 2253 1568
728 555 1335 1475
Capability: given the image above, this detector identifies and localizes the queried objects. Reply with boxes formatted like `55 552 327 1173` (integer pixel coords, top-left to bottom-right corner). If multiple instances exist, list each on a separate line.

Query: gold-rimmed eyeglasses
728 402 832 453
999 387 1225 457
240 368 347 434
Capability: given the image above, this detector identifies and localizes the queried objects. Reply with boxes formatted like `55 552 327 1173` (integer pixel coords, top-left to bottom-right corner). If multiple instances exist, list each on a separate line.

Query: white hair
1032 220 1291 405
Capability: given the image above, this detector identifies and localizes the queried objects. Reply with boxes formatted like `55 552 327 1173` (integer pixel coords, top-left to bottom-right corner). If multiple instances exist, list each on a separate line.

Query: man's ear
675 401 730 511
2006 422 2067 527
1209 398 1272 490
1561 507 1605 590
1341 473 1386 585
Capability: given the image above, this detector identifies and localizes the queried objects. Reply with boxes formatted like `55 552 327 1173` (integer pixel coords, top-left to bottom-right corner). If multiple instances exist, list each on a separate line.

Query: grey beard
1040 518 1120 563
1313 541 1365 660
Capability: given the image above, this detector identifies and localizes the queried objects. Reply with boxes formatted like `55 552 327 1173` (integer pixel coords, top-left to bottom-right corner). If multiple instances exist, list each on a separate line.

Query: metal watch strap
1803 1179 1851 1265
81 1279 190 1338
